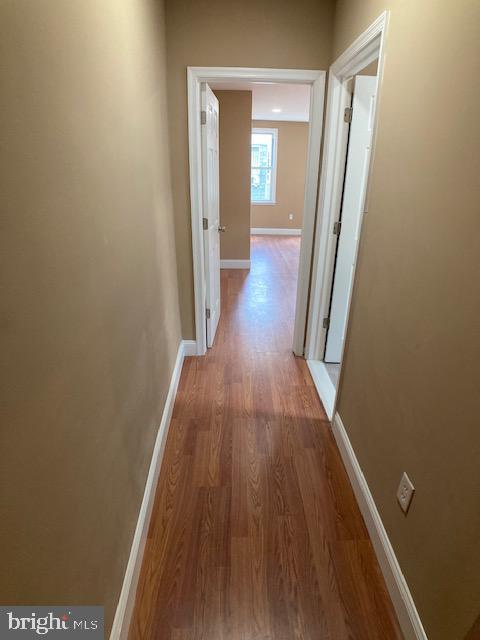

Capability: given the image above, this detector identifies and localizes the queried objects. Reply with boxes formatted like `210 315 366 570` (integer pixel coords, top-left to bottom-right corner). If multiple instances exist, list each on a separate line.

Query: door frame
304 12 389 415
187 66 326 356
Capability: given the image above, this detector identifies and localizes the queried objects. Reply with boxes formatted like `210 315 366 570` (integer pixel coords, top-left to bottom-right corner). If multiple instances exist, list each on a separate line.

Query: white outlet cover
288 213 294 220
396 472 415 514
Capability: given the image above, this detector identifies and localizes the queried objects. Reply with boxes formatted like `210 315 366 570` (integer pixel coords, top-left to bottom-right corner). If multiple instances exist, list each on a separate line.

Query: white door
325 75 377 363
201 83 221 347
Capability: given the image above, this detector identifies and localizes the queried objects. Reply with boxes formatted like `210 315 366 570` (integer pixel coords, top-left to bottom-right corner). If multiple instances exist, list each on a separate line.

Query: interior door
201 83 221 347
325 75 377 363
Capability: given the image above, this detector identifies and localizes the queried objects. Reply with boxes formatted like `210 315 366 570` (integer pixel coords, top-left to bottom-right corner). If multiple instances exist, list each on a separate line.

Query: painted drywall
358 58 378 75
165 0 335 338
332 1 480 638
214 90 252 260
0 0 181 634
251 120 309 230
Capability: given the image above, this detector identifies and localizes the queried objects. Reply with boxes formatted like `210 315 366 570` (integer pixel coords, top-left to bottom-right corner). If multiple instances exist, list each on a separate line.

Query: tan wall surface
358 58 378 75
214 91 252 260
165 0 335 338
0 0 181 632
251 120 309 230
332 1 480 638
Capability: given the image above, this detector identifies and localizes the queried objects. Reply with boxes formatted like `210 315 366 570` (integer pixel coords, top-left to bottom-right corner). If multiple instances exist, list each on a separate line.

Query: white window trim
251 127 278 205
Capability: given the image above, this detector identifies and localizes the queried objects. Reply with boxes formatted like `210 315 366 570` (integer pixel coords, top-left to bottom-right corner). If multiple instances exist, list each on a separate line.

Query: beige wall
0 0 180 633
358 58 378 75
165 0 335 338
251 120 309 230
214 91 252 260
332 1 480 638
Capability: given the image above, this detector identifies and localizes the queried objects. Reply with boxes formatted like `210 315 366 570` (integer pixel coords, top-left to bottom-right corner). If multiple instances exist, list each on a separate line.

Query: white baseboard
220 259 251 269
332 413 427 640
182 339 198 356
307 360 336 419
110 340 188 640
251 227 302 236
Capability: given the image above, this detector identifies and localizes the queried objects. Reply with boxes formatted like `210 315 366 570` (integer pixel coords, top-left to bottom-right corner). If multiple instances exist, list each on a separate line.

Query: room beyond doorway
248 234 301 350
210 78 310 354
187 67 326 357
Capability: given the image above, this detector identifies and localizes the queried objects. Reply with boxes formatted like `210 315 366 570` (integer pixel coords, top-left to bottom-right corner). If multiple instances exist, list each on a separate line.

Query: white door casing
325 75 377 363
201 83 221 347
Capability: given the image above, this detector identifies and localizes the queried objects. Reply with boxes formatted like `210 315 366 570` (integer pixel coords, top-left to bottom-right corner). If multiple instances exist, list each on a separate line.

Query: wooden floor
129 235 402 640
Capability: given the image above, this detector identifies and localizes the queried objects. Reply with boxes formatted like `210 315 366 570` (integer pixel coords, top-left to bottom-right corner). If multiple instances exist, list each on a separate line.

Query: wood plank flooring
129 235 402 640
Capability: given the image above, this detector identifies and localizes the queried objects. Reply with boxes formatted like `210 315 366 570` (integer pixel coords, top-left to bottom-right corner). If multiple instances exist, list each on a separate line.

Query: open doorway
207 80 312 350
305 13 388 419
187 68 326 357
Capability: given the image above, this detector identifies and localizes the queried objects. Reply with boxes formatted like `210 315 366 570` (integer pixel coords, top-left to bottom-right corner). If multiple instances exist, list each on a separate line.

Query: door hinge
201 110 207 125
344 106 353 123
206 308 211 320
323 317 330 329
203 217 208 230
333 221 342 236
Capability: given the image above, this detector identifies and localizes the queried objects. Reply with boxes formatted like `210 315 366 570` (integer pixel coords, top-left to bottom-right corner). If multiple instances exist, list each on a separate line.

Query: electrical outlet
396 472 415 514
288 212 294 220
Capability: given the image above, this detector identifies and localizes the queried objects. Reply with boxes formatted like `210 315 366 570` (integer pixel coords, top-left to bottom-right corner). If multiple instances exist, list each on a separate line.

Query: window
251 128 278 204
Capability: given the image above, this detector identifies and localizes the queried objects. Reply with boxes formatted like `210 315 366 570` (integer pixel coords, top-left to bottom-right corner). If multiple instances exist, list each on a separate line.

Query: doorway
305 13 388 419
207 79 312 350
187 67 326 356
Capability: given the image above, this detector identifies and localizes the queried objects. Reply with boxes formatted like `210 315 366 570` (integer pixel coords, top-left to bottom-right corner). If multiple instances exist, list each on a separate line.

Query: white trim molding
307 360 336 419
220 259 251 269
187 66 326 356
332 413 428 640
251 227 302 236
182 339 198 356
110 340 191 640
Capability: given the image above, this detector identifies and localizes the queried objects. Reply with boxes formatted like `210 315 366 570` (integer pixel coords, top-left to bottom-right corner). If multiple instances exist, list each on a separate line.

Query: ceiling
209 81 311 122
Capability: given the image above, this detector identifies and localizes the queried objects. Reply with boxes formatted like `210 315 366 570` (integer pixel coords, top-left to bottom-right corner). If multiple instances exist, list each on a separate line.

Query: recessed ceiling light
272 108 282 113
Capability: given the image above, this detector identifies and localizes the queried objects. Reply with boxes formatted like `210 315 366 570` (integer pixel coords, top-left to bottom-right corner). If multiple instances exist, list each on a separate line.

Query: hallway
129 235 401 639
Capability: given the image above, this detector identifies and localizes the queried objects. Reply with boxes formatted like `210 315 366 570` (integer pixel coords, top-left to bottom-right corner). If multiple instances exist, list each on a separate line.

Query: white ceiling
209 81 311 122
